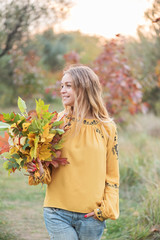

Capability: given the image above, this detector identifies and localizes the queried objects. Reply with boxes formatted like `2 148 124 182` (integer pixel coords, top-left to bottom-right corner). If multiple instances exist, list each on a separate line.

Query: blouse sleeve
28 164 52 185
94 123 119 221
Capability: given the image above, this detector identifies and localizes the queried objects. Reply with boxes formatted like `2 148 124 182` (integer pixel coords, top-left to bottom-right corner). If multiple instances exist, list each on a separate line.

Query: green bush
143 87 160 115
0 83 15 107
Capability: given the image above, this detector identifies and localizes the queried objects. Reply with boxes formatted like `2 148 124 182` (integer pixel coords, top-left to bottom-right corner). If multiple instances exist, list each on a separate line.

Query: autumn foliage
0 132 9 154
0 98 69 174
92 36 148 117
63 51 80 66
63 36 148 120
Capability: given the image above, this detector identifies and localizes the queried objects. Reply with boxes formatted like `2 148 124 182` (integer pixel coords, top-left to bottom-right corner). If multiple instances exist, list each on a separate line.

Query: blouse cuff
94 208 105 222
33 171 45 184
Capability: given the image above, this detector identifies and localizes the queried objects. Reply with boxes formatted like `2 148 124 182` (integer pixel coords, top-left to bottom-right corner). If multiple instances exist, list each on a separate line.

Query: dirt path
1 200 49 240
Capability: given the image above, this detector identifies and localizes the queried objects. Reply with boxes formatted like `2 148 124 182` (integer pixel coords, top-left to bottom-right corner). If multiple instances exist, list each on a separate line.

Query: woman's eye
61 84 71 89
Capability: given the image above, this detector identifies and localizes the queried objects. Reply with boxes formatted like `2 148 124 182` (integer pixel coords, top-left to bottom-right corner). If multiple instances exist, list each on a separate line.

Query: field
0 101 160 240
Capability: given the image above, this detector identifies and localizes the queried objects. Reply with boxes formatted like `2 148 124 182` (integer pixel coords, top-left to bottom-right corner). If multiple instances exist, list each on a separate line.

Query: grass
104 113 160 240
0 97 64 114
0 166 48 240
0 102 160 239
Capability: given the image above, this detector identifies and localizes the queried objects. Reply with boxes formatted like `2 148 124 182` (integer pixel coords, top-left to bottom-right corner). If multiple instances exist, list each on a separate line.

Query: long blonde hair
62 65 113 128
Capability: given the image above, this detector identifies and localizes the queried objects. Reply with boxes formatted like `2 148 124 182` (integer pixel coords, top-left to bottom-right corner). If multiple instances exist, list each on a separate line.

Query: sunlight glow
58 0 153 39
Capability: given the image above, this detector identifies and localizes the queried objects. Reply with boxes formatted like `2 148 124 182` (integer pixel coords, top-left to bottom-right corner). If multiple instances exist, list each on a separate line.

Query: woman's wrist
39 169 44 176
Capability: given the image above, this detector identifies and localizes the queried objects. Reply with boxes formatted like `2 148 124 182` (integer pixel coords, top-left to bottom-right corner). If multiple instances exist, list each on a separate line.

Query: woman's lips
62 96 70 100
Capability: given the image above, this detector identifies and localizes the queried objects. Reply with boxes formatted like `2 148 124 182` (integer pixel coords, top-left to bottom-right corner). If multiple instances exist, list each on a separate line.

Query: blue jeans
43 207 106 240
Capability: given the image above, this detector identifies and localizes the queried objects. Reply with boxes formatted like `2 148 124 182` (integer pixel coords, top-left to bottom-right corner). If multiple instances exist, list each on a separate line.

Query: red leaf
0 114 6 122
12 167 17 173
0 132 10 154
55 150 61 158
11 112 16 122
28 110 38 118
45 158 69 168
50 111 58 123
63 51 80 64
49 160 59 168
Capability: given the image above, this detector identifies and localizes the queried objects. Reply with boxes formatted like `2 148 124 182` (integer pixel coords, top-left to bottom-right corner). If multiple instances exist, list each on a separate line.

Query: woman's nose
60 86 66 93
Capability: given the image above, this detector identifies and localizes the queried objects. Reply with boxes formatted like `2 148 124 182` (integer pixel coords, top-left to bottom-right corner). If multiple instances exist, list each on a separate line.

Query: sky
56 0 153 39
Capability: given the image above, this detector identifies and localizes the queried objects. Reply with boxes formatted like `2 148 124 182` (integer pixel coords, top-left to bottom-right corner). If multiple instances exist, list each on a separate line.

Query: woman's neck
84 113 94 119
70 108 94 119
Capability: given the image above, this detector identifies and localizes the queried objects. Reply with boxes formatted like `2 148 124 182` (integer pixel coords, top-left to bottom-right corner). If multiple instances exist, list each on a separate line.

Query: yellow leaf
28 133 36 147
38 143 52 161
42 124 50 138
40 123 55 142
30 147 35 159
22 122 31 132
9 146 18 155
26 155 32 163
16 158 23 165
28 133 36 139
20 146 30 155
10 123 17 129
30 135 39 159
47 133 55 140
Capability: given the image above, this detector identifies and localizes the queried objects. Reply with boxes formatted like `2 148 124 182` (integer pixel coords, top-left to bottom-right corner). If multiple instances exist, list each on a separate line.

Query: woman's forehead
61 73 73 83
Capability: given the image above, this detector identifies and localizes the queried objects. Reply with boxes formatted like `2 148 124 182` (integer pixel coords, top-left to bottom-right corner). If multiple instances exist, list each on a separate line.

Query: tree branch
0 5 28 57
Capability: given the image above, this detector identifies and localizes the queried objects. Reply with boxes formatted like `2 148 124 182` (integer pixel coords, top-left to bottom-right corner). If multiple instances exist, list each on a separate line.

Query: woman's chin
63 101 74 107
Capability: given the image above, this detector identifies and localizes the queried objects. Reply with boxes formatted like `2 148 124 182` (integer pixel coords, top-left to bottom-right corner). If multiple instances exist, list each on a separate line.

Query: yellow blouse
29 112 119 221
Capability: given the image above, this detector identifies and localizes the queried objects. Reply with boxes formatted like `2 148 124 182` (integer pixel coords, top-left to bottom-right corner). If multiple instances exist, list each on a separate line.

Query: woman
27 65 119 240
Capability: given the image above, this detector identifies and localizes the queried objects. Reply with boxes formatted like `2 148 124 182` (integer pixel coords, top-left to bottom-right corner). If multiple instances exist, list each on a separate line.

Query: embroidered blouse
28 112 119 221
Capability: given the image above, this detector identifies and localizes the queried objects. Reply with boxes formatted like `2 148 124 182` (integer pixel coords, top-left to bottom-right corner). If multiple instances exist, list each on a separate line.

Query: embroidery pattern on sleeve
106 182 119 189
112 131 119 160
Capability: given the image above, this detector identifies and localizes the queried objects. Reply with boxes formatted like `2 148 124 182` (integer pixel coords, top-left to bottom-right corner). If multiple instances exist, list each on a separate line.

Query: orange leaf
51 111 58 123
0 132 10 154
28 110 38 118
0 114 5 122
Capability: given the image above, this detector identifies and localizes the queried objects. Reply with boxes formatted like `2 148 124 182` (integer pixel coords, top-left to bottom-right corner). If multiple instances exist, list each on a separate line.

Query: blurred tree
24 30 102 72
125 0 160 115
0 0 72 107
92 36 146 120
0 49 44 106
0 0 72 58
145 0 160 37
66 31 103 64
40 31 102 70
37 30 72 71
64 51 80 65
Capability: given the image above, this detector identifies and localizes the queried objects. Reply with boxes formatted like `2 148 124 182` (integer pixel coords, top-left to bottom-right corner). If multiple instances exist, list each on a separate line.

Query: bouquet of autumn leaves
0 97 69 175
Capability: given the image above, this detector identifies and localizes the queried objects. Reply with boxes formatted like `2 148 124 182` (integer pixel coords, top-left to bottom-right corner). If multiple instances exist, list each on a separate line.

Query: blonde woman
27 65 119 240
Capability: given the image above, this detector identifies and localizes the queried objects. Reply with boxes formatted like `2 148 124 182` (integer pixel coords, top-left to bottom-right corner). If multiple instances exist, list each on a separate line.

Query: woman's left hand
84 211 98 220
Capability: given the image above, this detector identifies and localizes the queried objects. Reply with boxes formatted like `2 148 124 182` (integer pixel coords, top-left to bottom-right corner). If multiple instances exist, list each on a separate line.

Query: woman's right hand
27 158 44 176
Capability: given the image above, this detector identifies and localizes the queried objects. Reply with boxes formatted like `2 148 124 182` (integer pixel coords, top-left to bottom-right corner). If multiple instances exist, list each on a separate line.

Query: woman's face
60 74 75 107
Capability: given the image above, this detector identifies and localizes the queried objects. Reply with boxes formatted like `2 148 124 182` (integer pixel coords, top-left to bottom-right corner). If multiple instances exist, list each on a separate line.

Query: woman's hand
84 211 99 220
27 158 44 176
